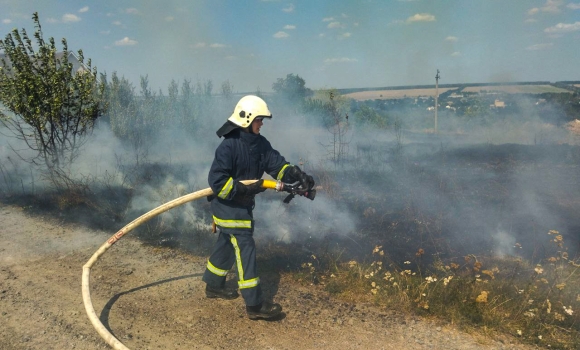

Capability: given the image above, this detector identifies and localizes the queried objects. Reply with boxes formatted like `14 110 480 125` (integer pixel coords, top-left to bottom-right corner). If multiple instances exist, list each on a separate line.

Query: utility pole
435 69 440 133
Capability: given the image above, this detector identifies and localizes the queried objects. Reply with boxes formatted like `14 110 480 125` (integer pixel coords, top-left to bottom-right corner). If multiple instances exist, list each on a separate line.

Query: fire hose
82 179 315 350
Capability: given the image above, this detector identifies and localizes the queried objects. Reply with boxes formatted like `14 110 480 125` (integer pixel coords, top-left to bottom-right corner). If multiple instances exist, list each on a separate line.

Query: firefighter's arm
208 142 238 201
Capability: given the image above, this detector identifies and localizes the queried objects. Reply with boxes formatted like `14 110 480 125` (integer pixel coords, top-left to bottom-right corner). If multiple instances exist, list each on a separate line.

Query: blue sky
1 0 579 93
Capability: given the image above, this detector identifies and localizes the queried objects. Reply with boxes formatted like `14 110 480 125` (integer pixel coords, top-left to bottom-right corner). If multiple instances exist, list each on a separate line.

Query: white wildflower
443 276 454 286
425 276 436 283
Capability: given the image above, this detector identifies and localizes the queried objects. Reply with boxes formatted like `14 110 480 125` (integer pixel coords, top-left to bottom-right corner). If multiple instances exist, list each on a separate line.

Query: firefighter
203 95 315 319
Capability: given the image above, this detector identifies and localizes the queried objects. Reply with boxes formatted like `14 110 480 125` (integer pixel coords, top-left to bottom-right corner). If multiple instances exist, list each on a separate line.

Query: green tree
221 80 234 100
272 73 311 103
354 104 389 129
302 89 350 163
0 13 105 181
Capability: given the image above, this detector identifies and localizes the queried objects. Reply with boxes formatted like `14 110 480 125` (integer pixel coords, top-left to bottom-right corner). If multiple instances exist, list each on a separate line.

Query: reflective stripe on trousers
230 235 260 289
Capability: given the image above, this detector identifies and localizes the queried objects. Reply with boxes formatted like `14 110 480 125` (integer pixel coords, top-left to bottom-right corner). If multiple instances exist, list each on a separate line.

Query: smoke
255 192 357 243
491 228 517 257
1 89 579 263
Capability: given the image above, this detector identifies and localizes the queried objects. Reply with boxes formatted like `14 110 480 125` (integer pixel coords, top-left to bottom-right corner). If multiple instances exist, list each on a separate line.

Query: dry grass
300 231 580 349
344 88 457 101
462 85 570 94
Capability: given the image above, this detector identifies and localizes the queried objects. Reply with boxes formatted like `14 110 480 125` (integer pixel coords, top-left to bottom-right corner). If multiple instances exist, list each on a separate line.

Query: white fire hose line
82 180 259 350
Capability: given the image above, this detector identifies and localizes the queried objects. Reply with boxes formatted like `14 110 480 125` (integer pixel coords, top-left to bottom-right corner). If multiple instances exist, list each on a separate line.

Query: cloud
193 42 206 48
567 2 580 9
327 21 342 29
62 14 81 23
526 43 553 50
541 0 563 13
322 17 335 22
406 13 436 23
2 19 12 24
525 18 538 23
165 16 174 22
527 7 539 15
284 25 296 30
126 8 140 15
283 4 295 12
112 21 122 26
445 36 458 42
339 32 352 39
115 37 138 46
79 6 89 13
210 43 226 48
544 21 580 33
324 57 358 64
451 51 461 56
273 31 290 38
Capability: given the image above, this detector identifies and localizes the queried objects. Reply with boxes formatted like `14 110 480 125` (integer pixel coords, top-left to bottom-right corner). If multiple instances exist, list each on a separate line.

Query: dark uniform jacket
208 128 291 233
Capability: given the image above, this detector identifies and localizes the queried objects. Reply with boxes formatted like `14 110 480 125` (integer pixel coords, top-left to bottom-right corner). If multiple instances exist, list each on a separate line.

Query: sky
1 0 580 93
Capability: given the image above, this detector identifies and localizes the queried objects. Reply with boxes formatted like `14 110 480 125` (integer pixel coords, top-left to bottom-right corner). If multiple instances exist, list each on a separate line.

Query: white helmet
228 95 272 128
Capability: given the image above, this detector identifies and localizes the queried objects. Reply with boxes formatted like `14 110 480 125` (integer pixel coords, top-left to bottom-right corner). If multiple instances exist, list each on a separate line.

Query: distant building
491 99 505 108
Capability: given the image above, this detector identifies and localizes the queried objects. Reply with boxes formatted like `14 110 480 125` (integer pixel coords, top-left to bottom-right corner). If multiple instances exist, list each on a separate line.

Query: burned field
2 129 580 347
320 141 580 265
107 137 580 275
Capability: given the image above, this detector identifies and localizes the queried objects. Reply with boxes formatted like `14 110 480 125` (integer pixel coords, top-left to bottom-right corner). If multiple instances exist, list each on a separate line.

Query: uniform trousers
202 230 263 306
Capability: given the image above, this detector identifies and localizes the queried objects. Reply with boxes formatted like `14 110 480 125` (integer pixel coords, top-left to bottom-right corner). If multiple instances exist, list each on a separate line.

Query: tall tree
0 12 105 183
272 73 311 103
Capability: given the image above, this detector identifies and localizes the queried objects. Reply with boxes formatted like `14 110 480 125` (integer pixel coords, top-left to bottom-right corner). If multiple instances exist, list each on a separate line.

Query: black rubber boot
246 301 282 320
205 284 239 300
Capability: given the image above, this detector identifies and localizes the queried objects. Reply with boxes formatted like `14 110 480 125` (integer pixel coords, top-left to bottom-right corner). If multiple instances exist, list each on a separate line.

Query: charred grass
292 142 580 349
2 140 580 348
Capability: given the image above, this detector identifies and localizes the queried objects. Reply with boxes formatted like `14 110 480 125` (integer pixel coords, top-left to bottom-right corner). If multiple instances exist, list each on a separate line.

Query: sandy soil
0 203 537 349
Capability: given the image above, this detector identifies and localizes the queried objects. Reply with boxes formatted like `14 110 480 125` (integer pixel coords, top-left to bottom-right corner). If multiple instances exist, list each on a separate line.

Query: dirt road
0 203 535 349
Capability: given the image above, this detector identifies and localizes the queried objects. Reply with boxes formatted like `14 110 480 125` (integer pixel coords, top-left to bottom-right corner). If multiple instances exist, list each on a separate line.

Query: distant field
343 84 573 101
462 84 569 94
344 88 457 101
